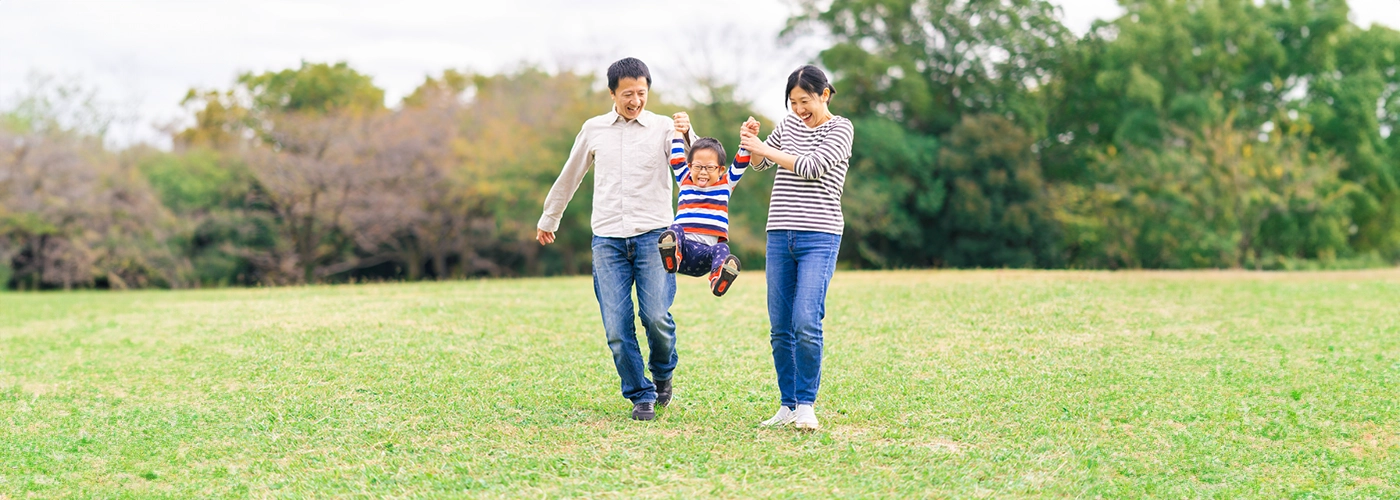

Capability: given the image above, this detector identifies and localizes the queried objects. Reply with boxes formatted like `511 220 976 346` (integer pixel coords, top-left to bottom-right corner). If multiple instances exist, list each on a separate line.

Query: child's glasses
692 164 723 173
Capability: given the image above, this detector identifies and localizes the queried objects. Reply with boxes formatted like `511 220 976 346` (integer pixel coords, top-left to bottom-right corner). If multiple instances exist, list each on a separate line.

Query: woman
740 65 854 430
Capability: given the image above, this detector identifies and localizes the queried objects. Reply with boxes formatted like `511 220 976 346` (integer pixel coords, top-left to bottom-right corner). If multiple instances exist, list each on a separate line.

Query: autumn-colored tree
0 128 190 289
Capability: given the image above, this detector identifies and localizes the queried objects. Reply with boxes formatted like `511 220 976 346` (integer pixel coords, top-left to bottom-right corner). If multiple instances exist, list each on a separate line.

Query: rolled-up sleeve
751 120 785 172
792 119 854 180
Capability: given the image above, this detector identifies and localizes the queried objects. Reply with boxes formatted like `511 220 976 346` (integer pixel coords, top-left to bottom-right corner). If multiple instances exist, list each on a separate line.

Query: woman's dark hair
688 137 727 166
784 65 836 108
607 57 652 91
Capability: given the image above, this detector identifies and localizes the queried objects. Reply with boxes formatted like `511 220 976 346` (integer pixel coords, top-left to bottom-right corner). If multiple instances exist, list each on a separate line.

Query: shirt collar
608 106 649 127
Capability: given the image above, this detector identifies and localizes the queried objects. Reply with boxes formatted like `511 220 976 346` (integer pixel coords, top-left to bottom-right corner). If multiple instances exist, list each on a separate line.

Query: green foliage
1044 0 1350 179
1052 118 1360 268
136 149 269 286
176 61 387 151
842 116 942 267
789 0 1073 138
14 0 1400 289
139 149 253 214
936 114 1057 267
237 61 385 115
1304 23 1400 256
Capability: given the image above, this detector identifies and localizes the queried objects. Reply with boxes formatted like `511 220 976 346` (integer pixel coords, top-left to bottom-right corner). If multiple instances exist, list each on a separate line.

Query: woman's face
789 87 830 128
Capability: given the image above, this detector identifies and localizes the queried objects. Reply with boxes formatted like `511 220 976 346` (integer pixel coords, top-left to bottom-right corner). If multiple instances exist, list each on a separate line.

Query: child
658 122 749 296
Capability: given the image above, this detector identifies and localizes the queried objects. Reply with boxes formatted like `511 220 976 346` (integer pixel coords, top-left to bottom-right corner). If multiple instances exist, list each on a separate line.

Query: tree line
2 0 1398 290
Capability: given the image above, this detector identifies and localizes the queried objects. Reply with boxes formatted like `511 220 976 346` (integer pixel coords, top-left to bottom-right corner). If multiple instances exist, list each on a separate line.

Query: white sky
2 0 1398 148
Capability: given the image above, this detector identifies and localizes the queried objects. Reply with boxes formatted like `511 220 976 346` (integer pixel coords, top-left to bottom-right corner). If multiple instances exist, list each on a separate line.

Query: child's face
689 149 722 187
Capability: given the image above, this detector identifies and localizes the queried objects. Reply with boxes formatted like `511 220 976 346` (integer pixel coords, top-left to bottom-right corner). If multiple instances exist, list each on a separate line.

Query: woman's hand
740 133 767 156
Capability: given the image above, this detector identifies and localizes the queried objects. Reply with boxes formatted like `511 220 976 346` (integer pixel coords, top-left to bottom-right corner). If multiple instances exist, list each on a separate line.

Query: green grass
2 270 1399 498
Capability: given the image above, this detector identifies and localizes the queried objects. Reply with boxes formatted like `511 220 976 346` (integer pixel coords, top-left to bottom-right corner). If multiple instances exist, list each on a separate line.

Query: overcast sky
3 0 1398 148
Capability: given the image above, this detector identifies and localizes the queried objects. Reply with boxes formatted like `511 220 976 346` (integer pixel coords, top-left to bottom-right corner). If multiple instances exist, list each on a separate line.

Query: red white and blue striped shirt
670 136 749 243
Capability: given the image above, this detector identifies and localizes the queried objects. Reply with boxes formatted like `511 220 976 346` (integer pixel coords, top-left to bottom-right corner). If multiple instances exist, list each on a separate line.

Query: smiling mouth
800 112 813 122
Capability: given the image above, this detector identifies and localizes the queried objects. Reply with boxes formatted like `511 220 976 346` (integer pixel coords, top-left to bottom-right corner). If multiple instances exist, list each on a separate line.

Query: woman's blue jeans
766 230 840 408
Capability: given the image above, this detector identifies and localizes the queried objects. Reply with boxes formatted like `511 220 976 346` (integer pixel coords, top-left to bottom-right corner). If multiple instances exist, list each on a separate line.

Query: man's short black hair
688 137 727 166
608 57 652 92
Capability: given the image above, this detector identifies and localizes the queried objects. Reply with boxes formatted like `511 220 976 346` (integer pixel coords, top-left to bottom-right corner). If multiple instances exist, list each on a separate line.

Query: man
536 57 695 421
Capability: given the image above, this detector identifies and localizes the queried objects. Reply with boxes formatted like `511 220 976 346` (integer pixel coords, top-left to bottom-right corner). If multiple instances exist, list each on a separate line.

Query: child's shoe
658 230 680 273
710 255 741 296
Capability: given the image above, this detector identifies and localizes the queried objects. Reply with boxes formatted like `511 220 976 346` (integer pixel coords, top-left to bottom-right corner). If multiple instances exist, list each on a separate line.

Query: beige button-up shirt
538 107 695 238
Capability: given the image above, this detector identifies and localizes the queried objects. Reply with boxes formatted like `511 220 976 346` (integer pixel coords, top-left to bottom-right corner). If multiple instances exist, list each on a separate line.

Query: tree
935 114 1056 267
238 61 385 116
1051 116 1359 268
1044 0 1350 180
452 67 607 276
176 61 386 149
1304 23 1400 257
171 61 395 284
138 148 271 286
334 102 463 281
0 128 190 289
174 89 250 150
787 0 1073 138
841 117 941 267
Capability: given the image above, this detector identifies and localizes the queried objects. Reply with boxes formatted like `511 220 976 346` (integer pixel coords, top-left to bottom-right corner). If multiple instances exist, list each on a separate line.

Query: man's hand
673 112 691 135
536 228 556 246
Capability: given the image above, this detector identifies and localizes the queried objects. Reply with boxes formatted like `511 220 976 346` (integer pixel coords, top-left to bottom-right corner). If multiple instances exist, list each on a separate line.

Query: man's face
610 77 648 120
688 149 721 187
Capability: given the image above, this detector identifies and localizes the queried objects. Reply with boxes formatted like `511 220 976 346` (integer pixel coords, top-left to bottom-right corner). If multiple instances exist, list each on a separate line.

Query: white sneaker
759 406 796 427
793 404 819 430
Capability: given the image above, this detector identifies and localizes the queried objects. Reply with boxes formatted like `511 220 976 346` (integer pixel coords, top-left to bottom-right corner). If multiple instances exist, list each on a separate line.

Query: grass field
1 270 1398 498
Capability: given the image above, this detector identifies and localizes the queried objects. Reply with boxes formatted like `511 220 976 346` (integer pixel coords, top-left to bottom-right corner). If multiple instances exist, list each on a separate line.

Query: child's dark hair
607 57 652 91
688 137 727 165
784 65 836 108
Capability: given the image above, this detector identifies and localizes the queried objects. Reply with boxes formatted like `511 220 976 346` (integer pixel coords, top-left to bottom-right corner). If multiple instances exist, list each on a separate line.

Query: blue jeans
592 228 678 403
766 230 841 408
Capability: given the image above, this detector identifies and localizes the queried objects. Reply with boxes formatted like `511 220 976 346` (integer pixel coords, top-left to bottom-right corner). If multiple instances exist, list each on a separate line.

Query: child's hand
741 117 760 139
673 112 691 135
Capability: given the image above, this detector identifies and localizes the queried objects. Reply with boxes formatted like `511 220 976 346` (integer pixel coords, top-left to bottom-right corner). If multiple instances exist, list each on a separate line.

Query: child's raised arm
669 130 690 185
729 144 751 187
728 117 760 185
